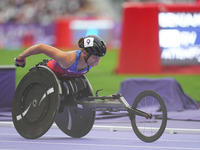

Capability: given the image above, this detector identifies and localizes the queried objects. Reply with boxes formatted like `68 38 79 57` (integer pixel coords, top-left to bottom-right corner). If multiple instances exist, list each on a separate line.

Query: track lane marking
0 140 199 150
0 133 200 143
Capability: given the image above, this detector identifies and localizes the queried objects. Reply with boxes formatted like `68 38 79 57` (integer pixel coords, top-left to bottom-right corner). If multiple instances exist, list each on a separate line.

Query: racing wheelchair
12 65 167 143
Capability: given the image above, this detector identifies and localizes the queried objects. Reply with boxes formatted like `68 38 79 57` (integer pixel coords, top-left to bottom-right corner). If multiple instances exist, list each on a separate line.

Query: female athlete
14 34 106 78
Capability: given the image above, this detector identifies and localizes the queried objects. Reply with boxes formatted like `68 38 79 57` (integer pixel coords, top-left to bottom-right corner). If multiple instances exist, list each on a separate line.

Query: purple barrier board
0 66 16 112
117 78 199 112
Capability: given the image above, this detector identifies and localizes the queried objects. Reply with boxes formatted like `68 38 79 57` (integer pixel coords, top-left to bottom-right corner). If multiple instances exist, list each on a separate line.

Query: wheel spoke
131 90 167 142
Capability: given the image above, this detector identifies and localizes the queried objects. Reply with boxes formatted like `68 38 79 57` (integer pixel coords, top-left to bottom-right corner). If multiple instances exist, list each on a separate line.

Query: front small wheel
130 90 167 142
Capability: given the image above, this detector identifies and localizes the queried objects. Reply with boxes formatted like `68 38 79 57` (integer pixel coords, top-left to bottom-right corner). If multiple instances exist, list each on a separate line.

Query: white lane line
90 136 200 143
1 121 200 134
93 125 200 134
0 149 21 150
0 140 199 150
0 132 200 144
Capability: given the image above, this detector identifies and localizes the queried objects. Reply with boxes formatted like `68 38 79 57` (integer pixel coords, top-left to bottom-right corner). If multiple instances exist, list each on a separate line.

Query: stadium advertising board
159 12 200 66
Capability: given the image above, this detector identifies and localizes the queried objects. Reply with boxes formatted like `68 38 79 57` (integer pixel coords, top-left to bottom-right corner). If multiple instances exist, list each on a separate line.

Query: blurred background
0 0 200 111
0 0 198 50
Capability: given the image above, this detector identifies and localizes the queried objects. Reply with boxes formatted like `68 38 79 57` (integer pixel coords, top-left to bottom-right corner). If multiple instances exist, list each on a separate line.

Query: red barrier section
54 18 71 49
117 3 200 74
116 3 161 74
22 31 34 48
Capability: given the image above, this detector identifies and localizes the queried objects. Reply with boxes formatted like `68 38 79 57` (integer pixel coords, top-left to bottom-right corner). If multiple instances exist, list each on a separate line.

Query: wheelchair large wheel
12 66 60 139
130 90 167 142
55 76 96 138
55 106 95 138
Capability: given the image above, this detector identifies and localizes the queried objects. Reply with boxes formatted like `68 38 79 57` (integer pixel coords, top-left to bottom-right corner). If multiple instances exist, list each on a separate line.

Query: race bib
84 37 94 47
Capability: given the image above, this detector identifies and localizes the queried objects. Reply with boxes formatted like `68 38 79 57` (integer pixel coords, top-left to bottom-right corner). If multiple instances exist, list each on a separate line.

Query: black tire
55 106 95 138
55 76 95 138
131 90 167 142
12 66 60 139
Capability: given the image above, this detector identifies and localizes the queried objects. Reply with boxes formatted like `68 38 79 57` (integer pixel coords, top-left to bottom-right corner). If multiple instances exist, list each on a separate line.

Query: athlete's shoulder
63 50 76 59
55 50 75 69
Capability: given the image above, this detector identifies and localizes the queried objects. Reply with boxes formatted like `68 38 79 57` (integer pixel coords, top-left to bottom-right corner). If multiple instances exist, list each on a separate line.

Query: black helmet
78 35 107 57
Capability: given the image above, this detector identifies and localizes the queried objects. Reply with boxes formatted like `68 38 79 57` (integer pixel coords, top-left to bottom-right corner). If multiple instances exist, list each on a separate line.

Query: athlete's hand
14 57 26 68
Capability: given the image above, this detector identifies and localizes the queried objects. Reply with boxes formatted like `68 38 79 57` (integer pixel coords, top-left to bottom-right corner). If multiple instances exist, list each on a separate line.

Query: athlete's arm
15 44 72 68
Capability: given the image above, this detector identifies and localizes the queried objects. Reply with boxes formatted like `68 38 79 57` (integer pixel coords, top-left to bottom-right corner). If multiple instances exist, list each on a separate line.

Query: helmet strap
84 53 92 63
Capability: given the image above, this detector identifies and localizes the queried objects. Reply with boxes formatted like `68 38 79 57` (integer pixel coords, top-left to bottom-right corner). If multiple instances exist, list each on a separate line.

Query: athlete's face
87 55 101 67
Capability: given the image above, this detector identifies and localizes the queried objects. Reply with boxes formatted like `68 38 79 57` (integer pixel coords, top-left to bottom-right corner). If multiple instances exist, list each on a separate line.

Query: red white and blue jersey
47 50 91 78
